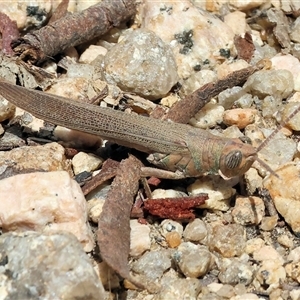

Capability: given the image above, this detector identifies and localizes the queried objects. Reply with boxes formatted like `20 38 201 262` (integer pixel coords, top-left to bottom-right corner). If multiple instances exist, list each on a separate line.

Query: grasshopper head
219 139 257 178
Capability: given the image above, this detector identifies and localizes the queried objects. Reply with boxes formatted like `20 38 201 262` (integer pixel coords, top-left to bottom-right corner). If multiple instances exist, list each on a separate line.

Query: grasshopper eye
225 150 243 169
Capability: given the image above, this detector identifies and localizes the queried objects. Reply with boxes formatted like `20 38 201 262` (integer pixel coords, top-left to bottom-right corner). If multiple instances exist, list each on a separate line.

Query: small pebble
255 259 286 293
277 234 294 249
79 45 107 64
131 250 171 281
158 277 201 300
102 28 178 100
183 218 208 244
223 108 257 129
245 238 265 255
218 255 254 285
232 196 265 225
0 142 72 174
72 152 103 175
187 176 235 211
0 231 105 299
0 95 15 121
165 231 182 248
244 69 294 99
253 246 284 264
173 242 212 278
264 162 300 233
130 220 151 257
0 171 94 251
189 102 224 129
209 224 246 257
160 219 183 237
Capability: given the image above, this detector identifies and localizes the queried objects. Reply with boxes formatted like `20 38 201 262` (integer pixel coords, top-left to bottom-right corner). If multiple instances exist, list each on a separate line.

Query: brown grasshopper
0 79 292 179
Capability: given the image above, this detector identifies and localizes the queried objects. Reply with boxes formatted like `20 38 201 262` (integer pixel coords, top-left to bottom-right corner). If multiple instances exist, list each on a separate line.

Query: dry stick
164 64 263 124
11 0 136 64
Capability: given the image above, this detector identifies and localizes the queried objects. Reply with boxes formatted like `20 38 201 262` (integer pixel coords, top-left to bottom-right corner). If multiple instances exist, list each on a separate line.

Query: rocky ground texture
1 0 300 300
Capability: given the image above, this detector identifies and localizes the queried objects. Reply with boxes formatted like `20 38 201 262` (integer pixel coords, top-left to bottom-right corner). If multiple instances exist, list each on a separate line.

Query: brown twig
97 155 144 288
164 64 263 124
81 159 119 196
11 0 136 64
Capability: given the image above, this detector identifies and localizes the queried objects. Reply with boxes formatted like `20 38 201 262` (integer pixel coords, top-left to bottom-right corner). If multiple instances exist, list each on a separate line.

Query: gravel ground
1 1 300 300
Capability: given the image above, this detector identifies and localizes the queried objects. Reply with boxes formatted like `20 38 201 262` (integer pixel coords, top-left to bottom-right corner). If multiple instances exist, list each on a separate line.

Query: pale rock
245 238 265 255
224 11 248 36
218 255 254 285
0 171 94 251
46 77 111 102
183 218 208 244
142 0 236 79
260 216 278 231
215 284 235 298
264 162 300 233
165 231 181 248
0 232 105 300
158 277 201 299
189 102 224 129
131 250 171 281
221 125 244 139
173 242 212 278
160 219 183 238
229 0 266 10
271 0 300 14
282 102 300 131
0 1 51 30
232 196 265 225
277 234 294 249
249 128 297 171
223 108 257 129
253 246 284 265
151 189 187 199
66 63 95 79
217 86 247 109
87 198 105 224
0 95 15 121
236 93 255 108
287 246 300 262
209 224 246 257
160 93 180 108
290 289 300 300
206 282 224 294
244 69 294 99
216 60 249 79
102 29 178 100
54 126 103 149
244 124 266 148
179 69 217 96
290 17 300 43
79 45 108 63
244 168 263 194
231 294 260 300
187 176 236 211
255 260 286 293
286 261 300 283
271 54 300 91
72 152 103 175
130 219 151 257
0 142 72 174
14 107 51 136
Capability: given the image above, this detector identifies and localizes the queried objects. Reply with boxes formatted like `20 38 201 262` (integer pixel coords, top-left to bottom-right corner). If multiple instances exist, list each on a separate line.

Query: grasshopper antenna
254 102 300 178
